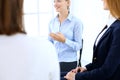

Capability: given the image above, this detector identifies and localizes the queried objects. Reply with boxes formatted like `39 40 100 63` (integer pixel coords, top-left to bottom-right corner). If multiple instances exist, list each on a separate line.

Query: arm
75 25 120 80
49 20 83 51
65 21 83 51
48 20 54 44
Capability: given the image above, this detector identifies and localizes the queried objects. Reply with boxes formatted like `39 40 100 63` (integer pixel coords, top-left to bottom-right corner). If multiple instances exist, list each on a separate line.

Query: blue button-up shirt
48 13 83 62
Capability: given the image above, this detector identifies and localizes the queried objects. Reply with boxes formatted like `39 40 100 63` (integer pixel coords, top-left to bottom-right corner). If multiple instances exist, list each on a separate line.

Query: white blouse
0 34 60 80
95 15 116 45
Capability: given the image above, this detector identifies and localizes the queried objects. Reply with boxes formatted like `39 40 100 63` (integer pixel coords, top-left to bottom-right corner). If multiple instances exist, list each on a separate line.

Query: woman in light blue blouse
48 0 83 72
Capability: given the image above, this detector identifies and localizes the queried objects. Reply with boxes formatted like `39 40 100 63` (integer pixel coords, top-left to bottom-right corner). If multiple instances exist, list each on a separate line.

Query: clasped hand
64 67 87 80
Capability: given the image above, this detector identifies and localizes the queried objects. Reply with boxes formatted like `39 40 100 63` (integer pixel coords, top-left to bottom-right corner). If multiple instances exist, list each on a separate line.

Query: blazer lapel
93 25 108 51
97 26 111 46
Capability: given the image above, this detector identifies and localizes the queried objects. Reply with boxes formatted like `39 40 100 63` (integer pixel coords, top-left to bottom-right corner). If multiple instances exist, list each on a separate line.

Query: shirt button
94 57 96 60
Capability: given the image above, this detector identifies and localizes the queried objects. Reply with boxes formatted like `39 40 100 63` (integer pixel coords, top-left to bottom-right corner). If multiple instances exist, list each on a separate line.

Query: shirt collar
67 13 73 21
55 13 73 22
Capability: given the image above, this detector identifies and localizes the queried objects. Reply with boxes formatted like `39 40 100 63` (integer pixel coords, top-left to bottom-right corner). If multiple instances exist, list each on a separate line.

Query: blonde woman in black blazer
61 0 120 80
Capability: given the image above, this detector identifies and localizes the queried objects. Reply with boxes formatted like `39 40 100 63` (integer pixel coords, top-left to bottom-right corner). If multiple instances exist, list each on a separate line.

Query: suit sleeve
75 26 120 80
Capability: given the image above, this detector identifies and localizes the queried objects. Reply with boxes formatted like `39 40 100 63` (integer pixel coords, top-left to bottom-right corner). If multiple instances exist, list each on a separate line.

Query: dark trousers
60 61 77 72
60 72 67 80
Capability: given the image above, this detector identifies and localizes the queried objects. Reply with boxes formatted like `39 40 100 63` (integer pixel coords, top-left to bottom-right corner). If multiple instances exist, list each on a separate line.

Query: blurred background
23 0 109 66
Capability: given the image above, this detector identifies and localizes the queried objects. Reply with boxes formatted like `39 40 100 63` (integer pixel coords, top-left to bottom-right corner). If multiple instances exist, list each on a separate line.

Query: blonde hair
107 0 120 19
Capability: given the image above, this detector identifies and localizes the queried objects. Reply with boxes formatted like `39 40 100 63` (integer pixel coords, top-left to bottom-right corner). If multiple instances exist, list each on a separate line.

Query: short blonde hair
107 0 120 19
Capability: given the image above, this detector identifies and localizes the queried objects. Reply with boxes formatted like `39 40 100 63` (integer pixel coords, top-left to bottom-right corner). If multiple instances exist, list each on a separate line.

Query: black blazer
75 19 120 80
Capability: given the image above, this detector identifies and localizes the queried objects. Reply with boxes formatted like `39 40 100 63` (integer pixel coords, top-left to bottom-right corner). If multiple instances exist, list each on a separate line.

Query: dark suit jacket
75 19 120 80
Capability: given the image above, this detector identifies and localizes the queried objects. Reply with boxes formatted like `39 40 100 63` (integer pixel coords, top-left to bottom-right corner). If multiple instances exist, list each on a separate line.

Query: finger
56 32 61 34
64 75 70 80
71 69 77 73
50 33 58 39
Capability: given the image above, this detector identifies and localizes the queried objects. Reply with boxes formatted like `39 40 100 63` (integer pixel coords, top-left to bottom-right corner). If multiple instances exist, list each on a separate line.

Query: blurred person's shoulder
24 35 54 47
13 34 55 51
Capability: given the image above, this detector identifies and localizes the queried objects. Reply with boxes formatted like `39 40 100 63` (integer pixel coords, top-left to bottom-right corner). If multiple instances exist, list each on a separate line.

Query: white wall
70 0 109 66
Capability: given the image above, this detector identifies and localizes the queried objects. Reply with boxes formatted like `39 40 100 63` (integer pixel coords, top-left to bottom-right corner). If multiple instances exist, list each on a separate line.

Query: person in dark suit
61 0 120 80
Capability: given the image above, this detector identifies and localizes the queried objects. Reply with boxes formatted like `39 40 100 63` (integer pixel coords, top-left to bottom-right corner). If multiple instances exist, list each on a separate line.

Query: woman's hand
71 67 87 73
49 32 66 43
75 67 87 72
64 71 76 80
64 67 87 80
